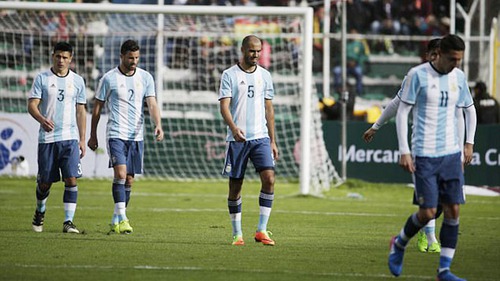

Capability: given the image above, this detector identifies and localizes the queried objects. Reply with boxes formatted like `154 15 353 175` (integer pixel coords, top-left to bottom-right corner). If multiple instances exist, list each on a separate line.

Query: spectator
332 28 369 96
369 0 405 53
473 81 500 124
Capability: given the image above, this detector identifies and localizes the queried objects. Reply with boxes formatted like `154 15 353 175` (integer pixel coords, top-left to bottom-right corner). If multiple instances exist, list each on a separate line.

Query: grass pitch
0 177 498 281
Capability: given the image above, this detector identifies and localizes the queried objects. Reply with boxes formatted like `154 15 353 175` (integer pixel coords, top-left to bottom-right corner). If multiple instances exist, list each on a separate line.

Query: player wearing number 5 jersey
88 39 164 234
28 41 87 234
219 35 279 246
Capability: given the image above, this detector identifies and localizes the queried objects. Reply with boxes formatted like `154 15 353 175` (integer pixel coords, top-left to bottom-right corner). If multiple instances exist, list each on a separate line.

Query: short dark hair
439 34 465 53
120 39 140 55
53 41 73 55
241 35 262 48
426 38 440 52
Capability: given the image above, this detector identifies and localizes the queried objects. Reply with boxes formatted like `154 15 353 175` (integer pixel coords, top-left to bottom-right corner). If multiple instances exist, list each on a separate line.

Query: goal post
0 2 342 195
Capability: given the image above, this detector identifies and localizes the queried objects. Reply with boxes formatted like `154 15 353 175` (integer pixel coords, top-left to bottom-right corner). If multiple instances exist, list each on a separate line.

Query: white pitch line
2 204 500 220
6 263 438 280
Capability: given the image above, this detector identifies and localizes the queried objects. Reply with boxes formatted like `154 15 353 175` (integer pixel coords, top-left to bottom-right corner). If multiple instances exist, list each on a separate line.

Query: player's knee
64 177 77 187
38 183 52 192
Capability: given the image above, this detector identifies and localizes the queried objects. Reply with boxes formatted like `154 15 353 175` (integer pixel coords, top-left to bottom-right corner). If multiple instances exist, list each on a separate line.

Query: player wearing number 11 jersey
28 41 87 234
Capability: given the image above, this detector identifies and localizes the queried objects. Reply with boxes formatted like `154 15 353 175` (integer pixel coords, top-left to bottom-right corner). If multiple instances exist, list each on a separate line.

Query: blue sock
257 191 274 232
439 218 459 272
63 185 78 222
112 179 126 224
396 213 424 249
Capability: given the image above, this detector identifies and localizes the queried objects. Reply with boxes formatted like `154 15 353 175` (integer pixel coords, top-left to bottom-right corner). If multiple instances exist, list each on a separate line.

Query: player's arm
76 103 86 158
462 105 477 165
87 99 104 151
219 97 245 142
146 96 164 141
396 101 414 173
363 95 400 143
28 98 54 132
265 99 279 161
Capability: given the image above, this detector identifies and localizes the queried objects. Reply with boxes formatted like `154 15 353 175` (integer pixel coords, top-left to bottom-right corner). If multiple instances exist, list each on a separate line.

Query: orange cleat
254 231 275 246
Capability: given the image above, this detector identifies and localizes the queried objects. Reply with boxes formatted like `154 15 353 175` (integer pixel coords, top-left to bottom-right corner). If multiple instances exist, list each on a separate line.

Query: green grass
0 177 498 281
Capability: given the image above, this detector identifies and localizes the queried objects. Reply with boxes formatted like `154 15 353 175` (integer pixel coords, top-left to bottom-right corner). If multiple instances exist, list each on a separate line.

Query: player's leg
124 141 143 207
60 140 83 233
32 143 59 232
251 138 276 246
413 190 429 252
222 141 248 245
389 156 439 276
436 152 466 281
108 139 131 234
437 204 464 281
424 218 441 252
229 178 244 245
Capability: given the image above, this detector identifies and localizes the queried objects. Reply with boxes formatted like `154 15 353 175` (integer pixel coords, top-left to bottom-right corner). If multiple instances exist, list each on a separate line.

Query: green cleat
416 231 428 253
118 220 133 234
427 242 441 253
232 235 244 246
108 223 120 234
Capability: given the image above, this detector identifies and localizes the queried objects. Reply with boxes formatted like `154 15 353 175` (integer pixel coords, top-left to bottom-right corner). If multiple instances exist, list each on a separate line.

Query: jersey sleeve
218 71 232 100
456 74 474 108
144 71 156 98
264 71 275 100
29 74 44 99
76 75 87 104
398 69 419 105
95 75 108 102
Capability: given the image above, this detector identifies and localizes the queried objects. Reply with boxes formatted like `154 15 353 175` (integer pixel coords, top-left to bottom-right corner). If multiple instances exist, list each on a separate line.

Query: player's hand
87 137 98 151
463 143 474 166
232 128 246 142
362 128 377 143
79 141 86 159
399 154 415 173
154 126 164 141
41 118 55 132
271 142 279 161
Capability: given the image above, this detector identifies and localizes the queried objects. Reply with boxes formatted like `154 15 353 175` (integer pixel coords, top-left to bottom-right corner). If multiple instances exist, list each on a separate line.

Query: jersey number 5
247 85 254 98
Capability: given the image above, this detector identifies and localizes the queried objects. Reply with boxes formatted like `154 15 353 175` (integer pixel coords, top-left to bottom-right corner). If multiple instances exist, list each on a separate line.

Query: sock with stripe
257 191 274 232
63 185 78 222
228 198 242 237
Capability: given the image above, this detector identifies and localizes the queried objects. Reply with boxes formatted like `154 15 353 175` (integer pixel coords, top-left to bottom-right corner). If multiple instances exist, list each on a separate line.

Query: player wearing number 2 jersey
88 39 164 234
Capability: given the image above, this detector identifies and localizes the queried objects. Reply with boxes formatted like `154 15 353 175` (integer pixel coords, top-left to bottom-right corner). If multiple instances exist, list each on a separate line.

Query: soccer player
388 34 477 281
363 39 444 253
87 39 164 234
28 41 86 234
219 35 279 246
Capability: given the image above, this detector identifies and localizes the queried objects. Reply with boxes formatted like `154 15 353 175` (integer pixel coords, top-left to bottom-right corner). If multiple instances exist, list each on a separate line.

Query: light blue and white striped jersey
96 67 155 141
29 69 86 144
219 64 274 142
399 62 473 157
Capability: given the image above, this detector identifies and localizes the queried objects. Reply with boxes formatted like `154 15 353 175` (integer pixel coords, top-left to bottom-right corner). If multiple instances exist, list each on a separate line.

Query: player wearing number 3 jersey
28 41 87 234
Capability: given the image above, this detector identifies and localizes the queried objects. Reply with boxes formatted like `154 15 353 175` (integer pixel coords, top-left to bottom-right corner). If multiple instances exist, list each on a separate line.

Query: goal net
0 2 341 195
